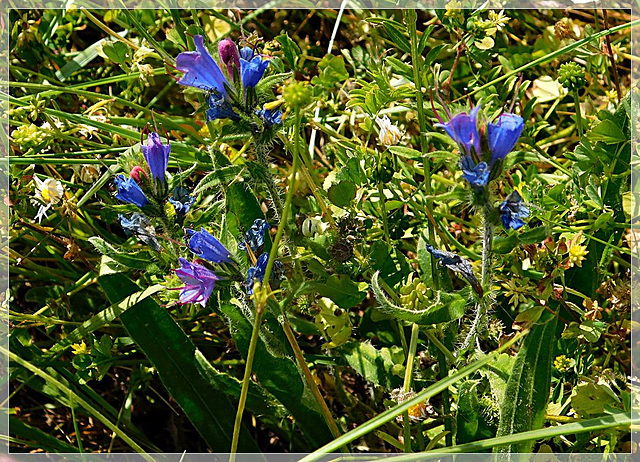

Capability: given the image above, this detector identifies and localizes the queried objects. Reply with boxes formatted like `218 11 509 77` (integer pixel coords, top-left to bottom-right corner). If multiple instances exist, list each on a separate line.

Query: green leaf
340 342 403 388
101 41 130 64
387 146 423 160
383 22 411 54
311 55 349 89
495 313 558 454
313 274 368 309
10 416 80 453
588 119 626 144
98 274 258 452
327 180 356 207
275 33 301 70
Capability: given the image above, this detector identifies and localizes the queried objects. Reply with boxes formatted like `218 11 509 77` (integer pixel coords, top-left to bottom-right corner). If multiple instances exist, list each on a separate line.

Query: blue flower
241 53 269 88
460 155 490 188
119 213 161 251
169 187 196 218
187 227 231 263
238 219 270 252
141 132 170 184
435 105 481 157
245 253 283 295
426 245 482 295
176 35 229 96
239 46 255 61
175 258 219 307
499 190 530 230
114 175 148 208
488 113 524 163
256 108 283 127
206 93 239 122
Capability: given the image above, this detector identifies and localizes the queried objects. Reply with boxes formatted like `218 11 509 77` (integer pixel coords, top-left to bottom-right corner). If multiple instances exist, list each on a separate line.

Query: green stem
407 10 439 291
229 302 264 458
378 180 391 245
402 322 420 452
573 89 583 136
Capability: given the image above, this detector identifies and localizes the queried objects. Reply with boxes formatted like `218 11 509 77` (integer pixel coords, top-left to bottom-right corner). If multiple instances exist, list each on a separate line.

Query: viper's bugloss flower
238 219 270 252
218 38 241 77
256 108 283 127
426 245 482 295
460 155 490 188
175 257 219 306
206 93 239 121
119 212 161 251
141 132 170 184
129 166 148 183
241 51 269 88
187 227 231 263
435 105 481 157
499 190 530 230
240 46 254 61
114 174 148 208
176 35 229 96
245 252 284 295
488 113 524 163
169 187 196 217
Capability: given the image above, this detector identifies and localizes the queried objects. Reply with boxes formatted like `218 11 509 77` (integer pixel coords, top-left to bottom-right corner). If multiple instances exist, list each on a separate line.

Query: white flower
73 164 101 183
375 115 402 147
33 176 64 223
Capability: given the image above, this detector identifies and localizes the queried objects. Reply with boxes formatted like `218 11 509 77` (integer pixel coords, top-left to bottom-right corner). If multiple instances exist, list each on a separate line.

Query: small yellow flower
554 354 575 373
568 244 588 267
71 341 90 355
488 10 510 32
445 0 463 18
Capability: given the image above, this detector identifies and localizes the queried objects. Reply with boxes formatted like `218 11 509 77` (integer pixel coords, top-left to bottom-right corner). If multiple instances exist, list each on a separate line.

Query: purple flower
241 54 269 88
187 227 231 263
218 38 241 78
256 108 282 127
176 35 229 96
175 258 219 307
499 190 530 230
435 105 481 157
460 155 490 188
238 219 270 252
488 113 524 163
206 93 239 121
119 212 161 251
141 132 170 184
114 175 148 208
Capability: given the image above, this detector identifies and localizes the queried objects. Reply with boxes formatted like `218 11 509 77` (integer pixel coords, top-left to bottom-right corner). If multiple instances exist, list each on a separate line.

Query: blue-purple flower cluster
435 103 529 231
175 35 283 125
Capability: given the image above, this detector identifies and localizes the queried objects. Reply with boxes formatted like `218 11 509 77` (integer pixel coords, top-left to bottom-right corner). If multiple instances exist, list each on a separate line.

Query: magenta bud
218 38 241 77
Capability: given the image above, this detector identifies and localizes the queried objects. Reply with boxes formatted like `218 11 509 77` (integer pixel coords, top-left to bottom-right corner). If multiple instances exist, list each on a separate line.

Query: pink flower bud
218 38 241 77
130 166 148 183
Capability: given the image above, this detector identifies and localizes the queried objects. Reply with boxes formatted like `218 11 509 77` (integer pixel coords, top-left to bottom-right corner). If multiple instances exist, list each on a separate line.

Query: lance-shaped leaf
495 312 559 455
